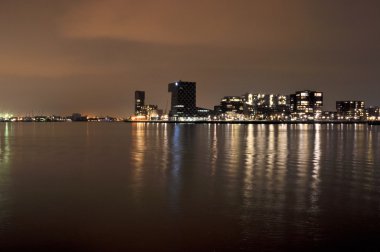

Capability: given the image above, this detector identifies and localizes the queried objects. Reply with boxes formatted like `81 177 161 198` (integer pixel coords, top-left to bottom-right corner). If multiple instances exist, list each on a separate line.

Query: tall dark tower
168 81 196 118
135 91 145 115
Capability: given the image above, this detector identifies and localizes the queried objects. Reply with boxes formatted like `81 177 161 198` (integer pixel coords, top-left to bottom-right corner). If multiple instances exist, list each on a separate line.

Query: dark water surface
0 123 380 251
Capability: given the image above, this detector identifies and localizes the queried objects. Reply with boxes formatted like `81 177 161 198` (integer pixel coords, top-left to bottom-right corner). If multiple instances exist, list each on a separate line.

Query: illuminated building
242 93 290 119
135 91 145 115
367 106 380 117
219 96 244 114
168 81 197 118
133 90 161 120
241 93 254 116
336 101 365 119
255 94 288 112
0 113 13 121
142 104 162 120
290 90 323 118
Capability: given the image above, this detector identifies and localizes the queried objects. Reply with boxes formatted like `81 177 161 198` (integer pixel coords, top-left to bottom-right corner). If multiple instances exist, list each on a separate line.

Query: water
0 122 380 251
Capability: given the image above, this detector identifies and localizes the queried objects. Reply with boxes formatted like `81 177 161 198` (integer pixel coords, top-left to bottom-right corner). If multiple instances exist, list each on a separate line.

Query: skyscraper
168 81 197 118
135 91 145 115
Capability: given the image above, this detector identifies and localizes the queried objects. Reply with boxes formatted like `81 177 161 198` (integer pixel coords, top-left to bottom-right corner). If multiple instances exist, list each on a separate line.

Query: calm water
0 123 380 251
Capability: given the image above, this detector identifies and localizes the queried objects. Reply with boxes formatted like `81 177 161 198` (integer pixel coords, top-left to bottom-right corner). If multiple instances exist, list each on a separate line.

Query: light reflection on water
0 123 12 239
130 123 146 199
0 123 380 251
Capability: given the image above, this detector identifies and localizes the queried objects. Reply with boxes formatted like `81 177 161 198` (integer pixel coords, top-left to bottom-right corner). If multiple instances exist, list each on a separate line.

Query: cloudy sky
1 0 379 116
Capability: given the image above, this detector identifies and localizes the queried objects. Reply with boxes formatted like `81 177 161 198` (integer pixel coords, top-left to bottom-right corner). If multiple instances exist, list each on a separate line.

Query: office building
290 90 323 117
133 90 161 120
168 81 197 118
242 93 290 118
367 106 380 120
336 101 365 119
135 91 145 115
219 96 244 114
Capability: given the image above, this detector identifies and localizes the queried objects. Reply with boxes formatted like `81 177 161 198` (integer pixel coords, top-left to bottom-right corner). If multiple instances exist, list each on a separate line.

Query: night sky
1 0 379 116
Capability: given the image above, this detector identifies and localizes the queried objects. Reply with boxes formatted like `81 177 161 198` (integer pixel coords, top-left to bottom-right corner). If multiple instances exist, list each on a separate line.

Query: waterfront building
168 81 197 118
290 90 323 118
219 96 244 114
133 90 161 120
241 93 254 116
135 91 145 115
367 106 380 120
242 93 290 119
142 104 162 120
256 94 289 113
336 101 365 119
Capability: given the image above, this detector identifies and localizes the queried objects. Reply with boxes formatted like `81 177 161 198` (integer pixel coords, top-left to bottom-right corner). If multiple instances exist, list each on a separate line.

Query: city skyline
1 0 379 116
0 81 379 119
131 82 379 122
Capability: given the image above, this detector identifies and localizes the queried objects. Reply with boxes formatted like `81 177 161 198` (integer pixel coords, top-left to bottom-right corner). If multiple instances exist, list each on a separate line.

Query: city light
0 113 14 121
128 85 379 123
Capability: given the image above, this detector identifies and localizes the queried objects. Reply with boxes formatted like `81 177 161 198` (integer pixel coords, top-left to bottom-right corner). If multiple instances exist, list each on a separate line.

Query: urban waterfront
0 123 379 251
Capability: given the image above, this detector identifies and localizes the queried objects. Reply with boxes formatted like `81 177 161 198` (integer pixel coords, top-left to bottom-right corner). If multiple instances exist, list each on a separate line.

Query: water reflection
0 123 11 164
310 124 321 214
210 124 218 176
0 123 12 238
130 123 147 199
160 123 169 174
1 123 380 251
171 125 182 178
225 124 241 180
243 125 254 199
167 124 183 214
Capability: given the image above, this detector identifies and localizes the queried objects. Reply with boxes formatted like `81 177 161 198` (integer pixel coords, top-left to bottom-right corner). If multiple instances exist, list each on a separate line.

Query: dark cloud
0 0 379 116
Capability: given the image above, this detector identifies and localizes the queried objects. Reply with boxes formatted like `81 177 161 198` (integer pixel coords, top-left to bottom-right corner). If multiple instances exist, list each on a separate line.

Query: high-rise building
168 81 197 118
336 101 365 119
290 90 323 117
135 91 145 115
